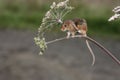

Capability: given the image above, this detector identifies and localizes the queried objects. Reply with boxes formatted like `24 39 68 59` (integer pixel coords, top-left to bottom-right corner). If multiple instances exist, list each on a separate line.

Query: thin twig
46 37 67 44
46 35 120 65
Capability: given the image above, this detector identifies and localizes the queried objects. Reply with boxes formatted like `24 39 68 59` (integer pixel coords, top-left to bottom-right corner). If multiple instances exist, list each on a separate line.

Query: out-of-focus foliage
0 0 120 36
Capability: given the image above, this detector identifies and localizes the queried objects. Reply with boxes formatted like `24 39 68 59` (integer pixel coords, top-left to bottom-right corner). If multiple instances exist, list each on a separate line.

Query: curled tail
86 39 95 66
77 30 95 66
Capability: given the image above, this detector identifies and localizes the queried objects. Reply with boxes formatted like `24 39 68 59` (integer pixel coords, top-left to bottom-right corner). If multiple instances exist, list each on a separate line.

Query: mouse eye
64 25 67 27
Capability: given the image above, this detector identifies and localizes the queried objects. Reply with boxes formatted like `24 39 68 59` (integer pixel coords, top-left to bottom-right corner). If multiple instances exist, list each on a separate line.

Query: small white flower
109 6 120 21
39 52 43 55
108 16 115 21
50 2 56 9
113 6 120 12
108 14 120 21
38 27 42 33
42 18 46 22
57 19 63 23
56 0 69 8
57 2 66 8
114 14 120 18
57 0 69 8
113 8 120 14
34 37 39 41
115 9 120 14
45 11 51 18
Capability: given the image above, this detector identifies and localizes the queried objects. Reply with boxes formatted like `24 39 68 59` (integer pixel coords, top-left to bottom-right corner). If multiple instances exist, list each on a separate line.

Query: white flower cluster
34 37 47 55
108 6 120 21
34 0 74 54
43 0 73 24
56 0 69 8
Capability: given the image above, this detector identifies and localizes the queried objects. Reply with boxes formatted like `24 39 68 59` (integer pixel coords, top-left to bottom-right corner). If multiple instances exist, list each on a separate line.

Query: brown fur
61 18 88 37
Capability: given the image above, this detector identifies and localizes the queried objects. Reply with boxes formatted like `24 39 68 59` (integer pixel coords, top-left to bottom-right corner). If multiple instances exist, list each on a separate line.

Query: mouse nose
61 26 65 31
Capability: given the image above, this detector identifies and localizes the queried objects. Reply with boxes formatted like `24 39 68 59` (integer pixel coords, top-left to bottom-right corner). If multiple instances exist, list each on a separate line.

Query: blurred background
0 0 120 36
0 0 120 80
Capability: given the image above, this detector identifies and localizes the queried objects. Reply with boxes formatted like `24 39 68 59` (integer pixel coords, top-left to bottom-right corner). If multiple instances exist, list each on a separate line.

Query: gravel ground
0 30 120 80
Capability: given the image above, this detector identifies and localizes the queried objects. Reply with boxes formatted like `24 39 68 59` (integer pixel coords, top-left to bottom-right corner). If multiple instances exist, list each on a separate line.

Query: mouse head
61 20 73 31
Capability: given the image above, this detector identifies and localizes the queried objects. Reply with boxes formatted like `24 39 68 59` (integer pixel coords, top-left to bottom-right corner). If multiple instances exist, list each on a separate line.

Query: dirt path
0 30 120 80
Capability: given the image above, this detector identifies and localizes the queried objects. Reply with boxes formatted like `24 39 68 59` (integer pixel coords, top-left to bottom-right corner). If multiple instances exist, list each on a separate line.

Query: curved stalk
46 35 120 65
